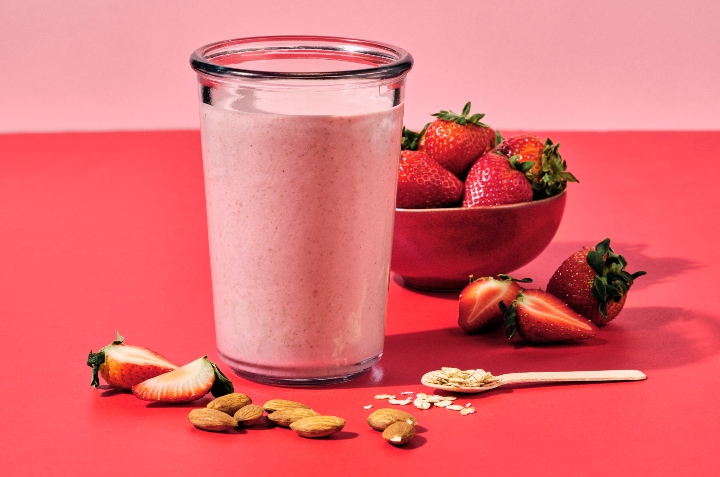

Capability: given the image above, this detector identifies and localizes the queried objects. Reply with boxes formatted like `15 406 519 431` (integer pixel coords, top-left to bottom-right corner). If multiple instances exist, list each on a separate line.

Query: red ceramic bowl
391 190 567 290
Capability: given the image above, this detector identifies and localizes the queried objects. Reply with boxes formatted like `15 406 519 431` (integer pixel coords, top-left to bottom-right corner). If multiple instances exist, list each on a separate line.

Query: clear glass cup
190 36 412 385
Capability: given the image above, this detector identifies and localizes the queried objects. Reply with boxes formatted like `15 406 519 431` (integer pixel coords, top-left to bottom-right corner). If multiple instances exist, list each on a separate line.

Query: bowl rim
395 188 567 213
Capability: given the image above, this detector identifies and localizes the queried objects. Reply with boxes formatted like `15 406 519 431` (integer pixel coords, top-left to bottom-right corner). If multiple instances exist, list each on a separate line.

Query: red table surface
1 131 719 476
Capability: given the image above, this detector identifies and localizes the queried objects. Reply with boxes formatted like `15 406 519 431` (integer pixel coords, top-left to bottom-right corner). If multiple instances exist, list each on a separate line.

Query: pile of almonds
188 392 421 447
188 394 345 439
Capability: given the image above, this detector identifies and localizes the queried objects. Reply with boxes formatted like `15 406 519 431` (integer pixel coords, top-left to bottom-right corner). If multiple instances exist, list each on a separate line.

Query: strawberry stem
209 360 234 397
533 139 579 198
401 124 428 151
87 350 105 388
86 332 124 388
431 102 489 128
588 238 647 317
501 294 520 340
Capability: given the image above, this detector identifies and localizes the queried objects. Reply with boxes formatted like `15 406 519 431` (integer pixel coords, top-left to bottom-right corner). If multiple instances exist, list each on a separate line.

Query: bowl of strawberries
391 103 578 290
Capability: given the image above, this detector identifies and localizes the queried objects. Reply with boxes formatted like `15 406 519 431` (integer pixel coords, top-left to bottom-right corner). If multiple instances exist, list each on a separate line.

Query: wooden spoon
421 369 646 394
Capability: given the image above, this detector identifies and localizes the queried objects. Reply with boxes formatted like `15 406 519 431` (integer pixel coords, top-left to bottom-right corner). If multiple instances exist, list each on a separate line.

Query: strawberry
546 238 646 325
496 135 578 198
87 332 178 388
132 356 234 403
462 152 533 207
458 275 532 333
418 102 496 178
396 150 464 208
502 289 598 343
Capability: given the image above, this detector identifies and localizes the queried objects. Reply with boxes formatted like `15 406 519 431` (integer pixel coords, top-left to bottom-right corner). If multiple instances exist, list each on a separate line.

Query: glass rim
190 35 413 81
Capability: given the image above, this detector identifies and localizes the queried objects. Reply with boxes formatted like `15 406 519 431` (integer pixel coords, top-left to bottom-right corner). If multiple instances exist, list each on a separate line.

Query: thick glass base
219 351 382 386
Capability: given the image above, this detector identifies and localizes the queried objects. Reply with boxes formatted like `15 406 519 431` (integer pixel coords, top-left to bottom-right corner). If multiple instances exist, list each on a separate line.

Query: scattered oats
416 393 427 400
426 395 442 403
434 401 451 408
461 407 475 416
389 398 412 406
442 396 457 401
414 400 431 410
374 394 395 400
466 403 472 408
400 391 414 395
446 405 465 411
363 404 373 410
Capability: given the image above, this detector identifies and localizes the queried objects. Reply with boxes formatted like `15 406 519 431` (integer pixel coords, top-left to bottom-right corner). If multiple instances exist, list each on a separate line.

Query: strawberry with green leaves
417 102 496 178
396 149 464 209
502 289 598 343
87 332 178 389
462 151 533 207
458 275 532 333
496 135 578 198
132 356 234 403
546 238 646 325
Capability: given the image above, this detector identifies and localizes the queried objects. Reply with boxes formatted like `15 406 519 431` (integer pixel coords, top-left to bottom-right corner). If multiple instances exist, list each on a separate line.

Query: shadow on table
513 240 701 291
336 305 720 390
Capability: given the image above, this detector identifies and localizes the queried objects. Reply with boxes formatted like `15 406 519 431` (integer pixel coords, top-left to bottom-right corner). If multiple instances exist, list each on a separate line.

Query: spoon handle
498 370 646 385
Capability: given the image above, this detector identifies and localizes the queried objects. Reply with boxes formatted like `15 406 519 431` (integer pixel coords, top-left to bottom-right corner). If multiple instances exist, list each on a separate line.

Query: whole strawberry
458 275 532 333
87 332 178 388
502 289 598 343
396 150 464 208
496 135 578 198
418 102 496 178
546 238 646 325
462 152 533 207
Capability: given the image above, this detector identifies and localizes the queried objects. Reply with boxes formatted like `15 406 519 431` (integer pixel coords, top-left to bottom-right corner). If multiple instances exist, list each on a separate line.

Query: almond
188 408 238 432
267 408 320 427
263 399 311 413
367 408 418 431
207 393 252 415
382 421 416 446
233 404 264 427
289 416 345 438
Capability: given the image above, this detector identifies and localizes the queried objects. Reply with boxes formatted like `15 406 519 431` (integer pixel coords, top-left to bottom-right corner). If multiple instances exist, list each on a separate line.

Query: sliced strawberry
396 150 464 209
458 275 532 333
132 356 234 403
503 289 598 343
87 332 178 389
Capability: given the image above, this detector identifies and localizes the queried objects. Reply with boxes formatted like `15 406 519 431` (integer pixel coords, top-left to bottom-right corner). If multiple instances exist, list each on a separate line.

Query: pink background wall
1 0 718 132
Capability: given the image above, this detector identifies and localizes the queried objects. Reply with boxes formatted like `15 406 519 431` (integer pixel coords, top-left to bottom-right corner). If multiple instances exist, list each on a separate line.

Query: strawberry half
87 332 178 389
396 150 464 208
502 289 598 343
458 275 532 333
418 102 496 178
132 356 234 403
546 238 646 325
496 135 578 199
462 152 533 207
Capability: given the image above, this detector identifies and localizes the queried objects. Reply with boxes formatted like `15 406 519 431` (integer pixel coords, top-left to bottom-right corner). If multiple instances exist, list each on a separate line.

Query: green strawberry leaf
587 250 605 276
498 274 532 283
432 102 489 127
595 238 611 256
87 350 106 388
592 276 606 302
495 130 504 147
209 360 234 398
586 238 646 319
502 293 522 340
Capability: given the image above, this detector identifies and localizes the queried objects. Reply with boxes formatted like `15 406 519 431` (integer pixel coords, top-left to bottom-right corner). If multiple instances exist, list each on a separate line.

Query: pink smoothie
200 102 404 381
